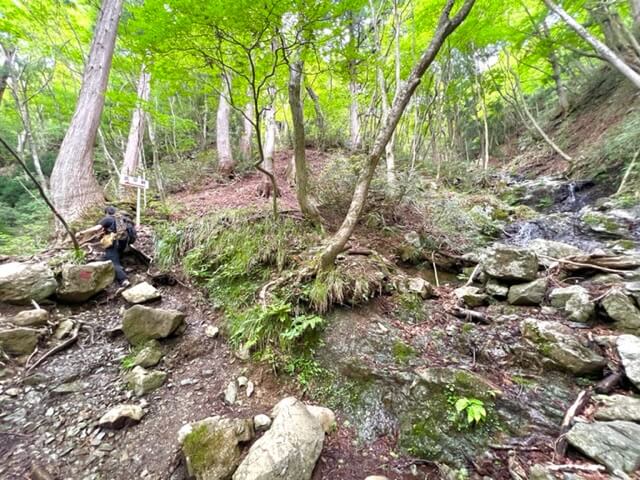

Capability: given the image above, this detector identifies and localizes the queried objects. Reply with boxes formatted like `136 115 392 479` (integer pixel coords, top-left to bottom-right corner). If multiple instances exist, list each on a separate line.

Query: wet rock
98 404 145 429
0 262 57 304
125 366 167 396
602 291 640 333
11 309 49 327
617 335 640 389
507 278 548 306
485 280 508 299
131 340 163 368
581 210 632 238
521 319 606 374
482 244 539 283
594 394 640 422
121 282 161 304
406 277 433 299
527 239 584 266
56 261 115 302
566 421 640 473
550 286 587 309
453 286 488 307
254 414 272 431
122 305 185 345
54 319 75 339
233 397 324 480
178 415 254 480
0 327 39 355
224 381 238 405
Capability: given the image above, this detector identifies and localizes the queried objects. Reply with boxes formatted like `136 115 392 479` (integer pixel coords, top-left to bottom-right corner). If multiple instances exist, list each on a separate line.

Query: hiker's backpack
115 213 137 245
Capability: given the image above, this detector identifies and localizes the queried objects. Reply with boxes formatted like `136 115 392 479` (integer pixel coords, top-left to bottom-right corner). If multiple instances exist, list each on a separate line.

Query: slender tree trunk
631 0 640 31
288 58 321 222
320 0 476 269
239 99 253 162
216 72 235 176
348 65 361 151
305 84 326 150
544 0 640 89
0 45 14 106
541 22 570 115
13 94 49 197
201 93 208 150
49 0 124 222
121 67 150 179
147 113 165 199
97 128 119 178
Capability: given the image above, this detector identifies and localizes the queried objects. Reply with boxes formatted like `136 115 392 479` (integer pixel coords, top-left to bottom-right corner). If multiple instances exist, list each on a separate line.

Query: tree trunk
217 72 235 176
288 58 321 222
0 45 14 106
121 67 150 179
319 0 476 269
258 96 278 198
49 0 124 222
147 113 165 200
631 0 640 31
305 84 326 150
541 22 570 115
239 99 253 162
348 69 361 151
544 0 640 89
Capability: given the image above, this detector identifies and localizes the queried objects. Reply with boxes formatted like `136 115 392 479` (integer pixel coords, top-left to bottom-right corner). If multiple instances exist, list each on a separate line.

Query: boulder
122 305 185 345
550 286 587 309
0 262 57 304
625 281 640 306
453 286 488 307
581 210 631 238
233 397 324 480
131 340 163 368
565 290 595 323
54 319 74 339
507 278 548 306
98 404 145 429
125 366 167 396
602 291 640 333
594 395 640 422
178 416 254 480
122 282 161 304
566 421 640 473
485 280 508 299
56 261 115 302
521 319 606 375
271 398 336 434
0 327 39 355
11 309 49 327
617 335 640 390
527 239 584 267
482 244 538 283
406 277 433 299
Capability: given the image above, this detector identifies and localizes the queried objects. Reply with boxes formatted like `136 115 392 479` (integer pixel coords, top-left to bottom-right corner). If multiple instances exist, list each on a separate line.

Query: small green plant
454 397 487 426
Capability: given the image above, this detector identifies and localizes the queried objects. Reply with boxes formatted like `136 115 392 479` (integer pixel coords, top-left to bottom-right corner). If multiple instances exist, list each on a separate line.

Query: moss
182 424 226 474
394 292 430 324
392 341 418 364
582 212 621 233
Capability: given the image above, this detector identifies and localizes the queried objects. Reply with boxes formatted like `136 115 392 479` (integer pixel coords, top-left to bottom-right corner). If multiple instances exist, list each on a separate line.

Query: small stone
246 381 254 398
235 345 250 361
122 305 185 345
453 286 488 307
125 366 167 396
121 282 161 304
54 320 75 340
131 340 163 368
0 327 39 355
237 376 248 387
407 277 433 299
253 414 272 431
11 309 49 327
98 404 145 429
485 280 508 299
205 325 219 338
224 381 238 405
6 387 20 396
508 278 548 306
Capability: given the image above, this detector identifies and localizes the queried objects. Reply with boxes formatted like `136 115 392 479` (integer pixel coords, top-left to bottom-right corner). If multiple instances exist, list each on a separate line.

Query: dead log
451 306 491 324
554 388 592 459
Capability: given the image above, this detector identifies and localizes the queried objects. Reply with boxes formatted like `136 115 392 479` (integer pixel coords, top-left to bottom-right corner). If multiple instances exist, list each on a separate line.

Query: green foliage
0 197 49 255
454 397 487 426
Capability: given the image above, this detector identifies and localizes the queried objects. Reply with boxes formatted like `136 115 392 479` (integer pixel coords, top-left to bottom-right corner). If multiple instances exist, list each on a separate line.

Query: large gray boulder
549 285 587 309
581 210 632 238
233 397 324 480
178 416 254 480
122 305 185 345
594 395 640 422
521 319 606 375
601 291 640 333
482 245 538 283
617 334 640 390
507 278 548 306
0 327 40 355
566 421 640 473
550 286 595 323
527 239 584 266
0 262 57 304
125 366 167 396
56 261 115 302
122 282 161 304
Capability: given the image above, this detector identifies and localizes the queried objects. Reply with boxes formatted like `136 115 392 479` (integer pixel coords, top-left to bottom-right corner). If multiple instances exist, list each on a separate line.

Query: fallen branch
464 264 481 287
545 464 606 473
490 444 546 452
431 252 441 288
23 321 81 377
540 255 632 275
451 306 490 324
554 388 592 459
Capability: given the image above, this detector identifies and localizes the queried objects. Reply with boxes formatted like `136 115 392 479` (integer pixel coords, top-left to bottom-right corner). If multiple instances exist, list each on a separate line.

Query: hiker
79 206 137 287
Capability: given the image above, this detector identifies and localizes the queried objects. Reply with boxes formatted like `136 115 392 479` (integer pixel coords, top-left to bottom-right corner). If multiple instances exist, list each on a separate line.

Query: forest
1 0 640 479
